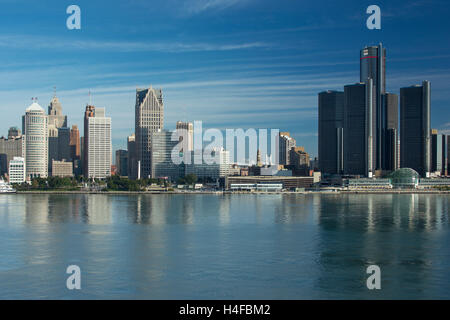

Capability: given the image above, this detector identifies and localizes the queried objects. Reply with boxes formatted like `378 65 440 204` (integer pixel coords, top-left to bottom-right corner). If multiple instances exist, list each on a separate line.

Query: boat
0 178 16 193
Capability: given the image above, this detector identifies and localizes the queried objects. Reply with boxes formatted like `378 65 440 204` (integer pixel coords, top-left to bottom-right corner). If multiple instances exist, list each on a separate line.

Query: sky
0 0 450 158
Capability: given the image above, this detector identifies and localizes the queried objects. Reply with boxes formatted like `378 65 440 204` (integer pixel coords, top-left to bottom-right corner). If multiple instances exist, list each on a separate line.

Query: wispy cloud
0 35 267 53
181 0 250 15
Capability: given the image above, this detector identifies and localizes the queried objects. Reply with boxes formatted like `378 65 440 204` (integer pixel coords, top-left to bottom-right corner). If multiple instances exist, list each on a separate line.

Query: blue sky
0 0 449 157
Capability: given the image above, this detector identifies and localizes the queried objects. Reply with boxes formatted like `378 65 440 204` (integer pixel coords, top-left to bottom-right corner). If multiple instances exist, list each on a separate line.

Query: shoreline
9 190 450 195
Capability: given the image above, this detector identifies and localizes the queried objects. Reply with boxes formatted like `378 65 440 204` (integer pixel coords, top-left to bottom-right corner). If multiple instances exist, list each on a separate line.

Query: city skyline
1 1 450 157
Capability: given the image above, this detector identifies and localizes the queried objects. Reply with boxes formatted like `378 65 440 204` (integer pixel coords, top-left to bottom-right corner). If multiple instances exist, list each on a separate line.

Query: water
0 193 449 299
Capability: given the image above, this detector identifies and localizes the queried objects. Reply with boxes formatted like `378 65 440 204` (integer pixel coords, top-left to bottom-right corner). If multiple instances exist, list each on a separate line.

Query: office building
150 130 180 181
70 125 81 160
0 131 24 176
52 160 73 177
279 132 296 166
176 121 194 153
83 105 95 176
318 90 344 175
185 147 231 180
360 44 386 169
400 81 431 177
127 134 137 179
382 93 399 171
115 149 128 176
85 107 112 179
343 80 376 177
57 127 71 161
8 127 21 139
48 95 67 128
135 87 164 179
431 130 446 175
8 156 26 184
289 146 310 176
24 100 48 178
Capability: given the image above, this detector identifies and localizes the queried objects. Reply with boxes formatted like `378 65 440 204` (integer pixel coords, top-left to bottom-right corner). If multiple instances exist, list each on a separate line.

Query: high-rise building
8 156 26 184
135 87 164 179
150 130 180 181
83 105 95 176
185 147 230 180
8 127 21 139
57 127 71 161
431 130 446 176
361 44 386 170
0 130 24 176
400 81 431 177
318 90 344 175
289 146 310 176
127 134 137 179
24 100 48 178
279 132 296 166
176 121 194 153
48 95 67 128
70 125 81 160
85 107 111 179
382 93 399 171
115 149 128 176
343 80 376 177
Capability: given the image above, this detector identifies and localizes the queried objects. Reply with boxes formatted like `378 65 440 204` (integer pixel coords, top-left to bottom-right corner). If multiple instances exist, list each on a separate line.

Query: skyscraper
24 100 48 178
151 130 180 181
83 105 95 177
400 81 431 177
135 87 164 179
115 149 128 176
431 130 446 175
318 90 344 175
176 121 194 153
361 44 386 170
127 134 137 179
279 132 296 166
85 107 111 179
343 80 376 177
0 128 24 176
382 93 399 171
69 125 81 160
48 95 67 128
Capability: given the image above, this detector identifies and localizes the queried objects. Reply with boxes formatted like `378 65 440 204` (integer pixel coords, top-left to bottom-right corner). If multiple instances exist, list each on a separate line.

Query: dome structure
388 168 420 188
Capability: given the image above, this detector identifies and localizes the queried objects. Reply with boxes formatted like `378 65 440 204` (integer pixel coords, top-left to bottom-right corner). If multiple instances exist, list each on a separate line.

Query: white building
86 108 111 179
8 156 26 184
24 101 48 178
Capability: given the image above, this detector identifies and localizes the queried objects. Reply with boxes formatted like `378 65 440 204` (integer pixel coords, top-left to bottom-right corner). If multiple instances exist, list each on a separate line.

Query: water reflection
0 193 448 299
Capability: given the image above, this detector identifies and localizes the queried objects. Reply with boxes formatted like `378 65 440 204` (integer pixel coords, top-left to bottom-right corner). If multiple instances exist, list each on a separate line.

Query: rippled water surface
0 193 449 299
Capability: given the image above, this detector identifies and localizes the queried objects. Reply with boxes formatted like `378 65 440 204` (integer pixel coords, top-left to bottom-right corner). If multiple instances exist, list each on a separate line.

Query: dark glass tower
318 90 344 175
343 80 376 177
360 43 386 170
382 93 399 171
400 81 431 177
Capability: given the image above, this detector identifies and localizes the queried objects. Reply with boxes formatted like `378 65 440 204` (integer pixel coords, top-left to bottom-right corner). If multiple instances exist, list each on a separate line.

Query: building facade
52 160 73 177
150 130 180 182
24 101 48 178
343 80 376 177
318 90 344 175
400 81 431 177
85 107 112 179
360 44 386 170
135 87 164 179
279 132 296 166
115 149 128 176
8 156 26 184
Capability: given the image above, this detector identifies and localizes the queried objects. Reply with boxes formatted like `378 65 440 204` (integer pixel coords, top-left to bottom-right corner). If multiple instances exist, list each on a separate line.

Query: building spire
53 86 56 98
